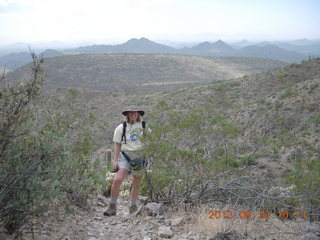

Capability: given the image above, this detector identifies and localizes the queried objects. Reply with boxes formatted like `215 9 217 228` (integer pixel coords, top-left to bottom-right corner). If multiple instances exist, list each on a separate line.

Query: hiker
104 105 148 216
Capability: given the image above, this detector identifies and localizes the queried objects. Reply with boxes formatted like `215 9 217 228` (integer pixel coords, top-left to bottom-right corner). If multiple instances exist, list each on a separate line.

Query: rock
156 215 165 220
209 230 243 240
158 226 174 239
87 231 99 237
171 216 185 226
97 195 107 202
186 232 193 236
165 220 172 226
40 222 49 228
304 236 320 240
144 202 165 216
139 196 149 203
304 222 320 237
98 201 107 207
0 232 13 240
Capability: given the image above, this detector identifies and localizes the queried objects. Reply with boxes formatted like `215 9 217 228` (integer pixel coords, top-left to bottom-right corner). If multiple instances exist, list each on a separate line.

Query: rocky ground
14 197 203 240
1 195 318 240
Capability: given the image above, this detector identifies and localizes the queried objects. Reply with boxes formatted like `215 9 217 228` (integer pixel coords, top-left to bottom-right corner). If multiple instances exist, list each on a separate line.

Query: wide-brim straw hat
122 105 145 116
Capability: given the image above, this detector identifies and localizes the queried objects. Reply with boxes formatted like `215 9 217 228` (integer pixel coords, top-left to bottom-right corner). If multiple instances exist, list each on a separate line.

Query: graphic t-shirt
113 121 145 152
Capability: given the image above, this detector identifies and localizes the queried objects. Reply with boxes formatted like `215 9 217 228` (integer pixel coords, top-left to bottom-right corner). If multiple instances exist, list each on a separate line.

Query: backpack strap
142 121 146 137
121 121 127 144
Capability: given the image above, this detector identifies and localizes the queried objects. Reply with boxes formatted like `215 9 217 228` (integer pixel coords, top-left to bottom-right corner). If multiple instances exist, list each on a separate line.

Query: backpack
121 121 146 144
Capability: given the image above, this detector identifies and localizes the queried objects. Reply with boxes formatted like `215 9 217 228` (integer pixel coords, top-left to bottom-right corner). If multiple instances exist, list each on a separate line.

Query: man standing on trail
104 105 148 216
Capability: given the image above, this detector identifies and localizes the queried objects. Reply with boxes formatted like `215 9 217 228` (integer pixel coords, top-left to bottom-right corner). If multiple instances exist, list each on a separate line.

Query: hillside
27 60 319 225
6 53 287 94
0 52 32 70
38 58 320 155
32 58 319 222
237 45 304 62
53 58 320 183
4 57 320 240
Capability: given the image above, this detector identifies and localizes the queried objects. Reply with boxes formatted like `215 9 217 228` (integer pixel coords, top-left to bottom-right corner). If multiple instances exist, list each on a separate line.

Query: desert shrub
0 53 101 235
140 74 319 215
309 112 320 126
308 82 319 93
285 144 320 218
239 154 256 166
280 86 298 99
140 100 260 205
305 103 318 112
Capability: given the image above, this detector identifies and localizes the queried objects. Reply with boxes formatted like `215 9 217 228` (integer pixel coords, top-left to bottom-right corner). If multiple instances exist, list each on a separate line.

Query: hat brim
122 110 145 116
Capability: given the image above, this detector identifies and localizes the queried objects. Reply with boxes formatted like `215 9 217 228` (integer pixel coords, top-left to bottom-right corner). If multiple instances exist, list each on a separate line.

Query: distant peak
139 37 150 41
239 39 250 43
126 38 138 42
213 40 232 49
125 37 152 44
215 39 227 44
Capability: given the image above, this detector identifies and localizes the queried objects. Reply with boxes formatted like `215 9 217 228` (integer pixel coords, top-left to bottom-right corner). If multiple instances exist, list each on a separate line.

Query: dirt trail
19 196 200 240
20 198 148 240
16 195 320 240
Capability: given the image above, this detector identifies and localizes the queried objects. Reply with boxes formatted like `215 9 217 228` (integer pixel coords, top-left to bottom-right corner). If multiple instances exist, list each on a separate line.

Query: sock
110 197 118 205
130 199 137 206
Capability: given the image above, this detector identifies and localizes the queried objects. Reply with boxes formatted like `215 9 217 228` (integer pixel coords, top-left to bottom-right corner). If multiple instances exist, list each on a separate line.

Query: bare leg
130 175 142 201
111 168 130 199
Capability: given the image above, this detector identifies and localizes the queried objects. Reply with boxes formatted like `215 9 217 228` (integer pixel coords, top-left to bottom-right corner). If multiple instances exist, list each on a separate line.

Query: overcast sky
0 0 319 45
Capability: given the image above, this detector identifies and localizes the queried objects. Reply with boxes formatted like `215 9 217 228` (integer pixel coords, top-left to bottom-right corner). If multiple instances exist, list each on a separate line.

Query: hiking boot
103 204 116 216
129 205 138 214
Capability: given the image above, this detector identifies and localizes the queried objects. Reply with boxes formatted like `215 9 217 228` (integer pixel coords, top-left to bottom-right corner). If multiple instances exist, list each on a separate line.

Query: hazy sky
0 0 319 45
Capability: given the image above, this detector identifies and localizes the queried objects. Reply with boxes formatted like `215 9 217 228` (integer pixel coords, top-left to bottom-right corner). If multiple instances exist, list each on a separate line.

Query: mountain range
68 38 307 62
231 38 320 55
1 37 319 70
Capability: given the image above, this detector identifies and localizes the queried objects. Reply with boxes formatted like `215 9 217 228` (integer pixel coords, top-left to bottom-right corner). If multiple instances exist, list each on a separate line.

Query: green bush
0 54 101 234
280 87 298 99
309 113 320 125
141 100 249 203
285 152 320 214
239 154 256 166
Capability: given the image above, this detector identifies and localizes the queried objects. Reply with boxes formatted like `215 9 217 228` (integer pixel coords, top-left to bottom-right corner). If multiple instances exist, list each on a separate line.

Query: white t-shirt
113 121 146 152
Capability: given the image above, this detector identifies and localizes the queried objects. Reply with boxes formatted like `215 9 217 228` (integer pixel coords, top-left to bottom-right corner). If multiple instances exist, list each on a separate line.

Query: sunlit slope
7 53 286 94
38 58 319 161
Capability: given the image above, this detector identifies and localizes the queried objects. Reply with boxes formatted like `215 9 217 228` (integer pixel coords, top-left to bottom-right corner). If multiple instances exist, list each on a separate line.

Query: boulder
144 202 165 216
158 226 174 239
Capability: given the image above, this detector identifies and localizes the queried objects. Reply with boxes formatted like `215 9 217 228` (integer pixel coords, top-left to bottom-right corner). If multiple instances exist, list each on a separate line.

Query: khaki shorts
118 152 143 176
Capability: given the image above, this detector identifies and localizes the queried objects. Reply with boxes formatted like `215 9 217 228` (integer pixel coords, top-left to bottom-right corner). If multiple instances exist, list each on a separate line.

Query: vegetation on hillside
0 54 102 235
137 58 320 219
6 54 287 94
1 54 319 236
